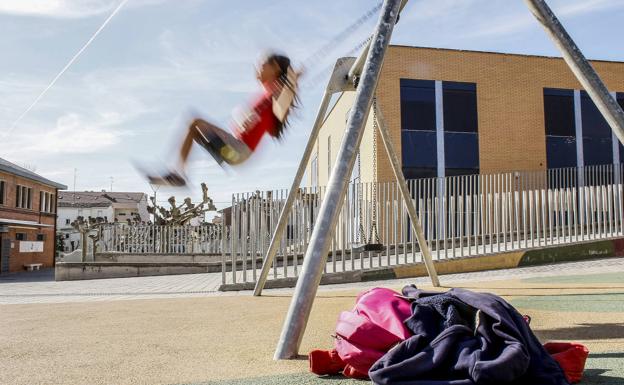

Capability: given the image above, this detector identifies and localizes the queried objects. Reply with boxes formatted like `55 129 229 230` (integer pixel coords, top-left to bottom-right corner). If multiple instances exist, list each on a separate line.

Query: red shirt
234 86 278 150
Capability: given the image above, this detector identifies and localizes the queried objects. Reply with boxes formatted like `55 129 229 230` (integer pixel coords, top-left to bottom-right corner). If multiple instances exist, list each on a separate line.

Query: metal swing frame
252 0 624 359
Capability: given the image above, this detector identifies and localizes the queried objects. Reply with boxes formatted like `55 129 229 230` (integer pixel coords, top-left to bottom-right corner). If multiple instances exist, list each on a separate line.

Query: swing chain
357 151 366 244
369 97 380 244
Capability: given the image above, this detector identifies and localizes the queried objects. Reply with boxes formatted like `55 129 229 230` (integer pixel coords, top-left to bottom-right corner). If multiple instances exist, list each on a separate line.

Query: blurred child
145 52 299 186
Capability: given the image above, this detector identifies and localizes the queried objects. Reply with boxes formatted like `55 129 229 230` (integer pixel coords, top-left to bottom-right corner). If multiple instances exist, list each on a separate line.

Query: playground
1 257 623 384
2 0 624 383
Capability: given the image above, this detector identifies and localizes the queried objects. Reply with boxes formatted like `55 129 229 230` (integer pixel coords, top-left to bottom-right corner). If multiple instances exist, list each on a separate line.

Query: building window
544 88 577 169
311 155 318 187
400 79 437 179
443 81 479 176
36 234 45 241
65 219 71 225
327 136 332 178
401 79 479 179
16 233 26 241
41 192 55 213
0 180 5 205
15 185 32 209
581 91 613 166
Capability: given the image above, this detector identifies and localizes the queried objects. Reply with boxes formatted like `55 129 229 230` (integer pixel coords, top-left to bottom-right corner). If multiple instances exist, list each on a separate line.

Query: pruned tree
71 216 107 261
147 182 216 225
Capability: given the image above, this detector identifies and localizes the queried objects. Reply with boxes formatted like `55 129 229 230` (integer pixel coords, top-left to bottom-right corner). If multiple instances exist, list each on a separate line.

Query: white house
57 191 149 251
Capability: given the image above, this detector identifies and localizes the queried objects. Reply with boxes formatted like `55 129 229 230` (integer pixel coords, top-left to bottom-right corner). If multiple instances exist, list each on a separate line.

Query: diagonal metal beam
525 0 624 145
273 0 402 360
348 0 409 81
374 101 440 287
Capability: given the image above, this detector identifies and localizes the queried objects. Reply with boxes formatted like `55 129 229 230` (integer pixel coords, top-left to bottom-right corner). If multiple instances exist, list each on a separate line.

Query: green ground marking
522 272 624 284
511 293 624 312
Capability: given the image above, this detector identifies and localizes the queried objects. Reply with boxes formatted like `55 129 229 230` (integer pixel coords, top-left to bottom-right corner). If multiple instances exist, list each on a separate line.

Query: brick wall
375 46 624 182
308 46 624 185
0 170 58 272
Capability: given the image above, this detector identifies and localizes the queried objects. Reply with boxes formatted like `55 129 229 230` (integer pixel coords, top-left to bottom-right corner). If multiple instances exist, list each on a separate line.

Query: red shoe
309 349 345 376
544 342 589 384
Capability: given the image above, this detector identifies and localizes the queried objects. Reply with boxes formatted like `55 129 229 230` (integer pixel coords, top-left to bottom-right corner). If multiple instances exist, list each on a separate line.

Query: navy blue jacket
368 287 569 385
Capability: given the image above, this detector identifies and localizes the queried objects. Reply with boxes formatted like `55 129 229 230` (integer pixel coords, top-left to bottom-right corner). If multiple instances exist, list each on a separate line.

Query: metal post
374 103 440 286
254 57 356 296
274 0 401 359
525 0 624 146
347 0 409 80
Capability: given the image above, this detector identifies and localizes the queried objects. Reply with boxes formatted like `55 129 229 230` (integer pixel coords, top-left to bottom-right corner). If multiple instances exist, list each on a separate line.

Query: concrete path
1 257 624 304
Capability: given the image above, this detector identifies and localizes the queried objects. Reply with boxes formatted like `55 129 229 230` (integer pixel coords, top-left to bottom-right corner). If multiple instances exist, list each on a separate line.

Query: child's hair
266 53 299 139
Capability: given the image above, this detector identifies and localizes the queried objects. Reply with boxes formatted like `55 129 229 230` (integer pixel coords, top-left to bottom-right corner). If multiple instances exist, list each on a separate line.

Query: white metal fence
223 164 624 285
97 223 226 254
95 164 624 286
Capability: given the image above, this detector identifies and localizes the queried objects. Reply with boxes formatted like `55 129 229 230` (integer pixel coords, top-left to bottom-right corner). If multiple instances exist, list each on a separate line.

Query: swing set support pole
524 0 624 145
274 0 402 359
347 0 409 81
374 102 440 286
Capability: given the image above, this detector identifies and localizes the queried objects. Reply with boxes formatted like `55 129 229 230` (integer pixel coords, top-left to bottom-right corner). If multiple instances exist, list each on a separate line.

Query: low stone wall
220 237 624 291
94 253 221 264
55 262 222 281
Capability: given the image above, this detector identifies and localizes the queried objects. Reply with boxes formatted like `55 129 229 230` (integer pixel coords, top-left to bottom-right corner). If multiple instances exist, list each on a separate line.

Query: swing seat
352 243 385 253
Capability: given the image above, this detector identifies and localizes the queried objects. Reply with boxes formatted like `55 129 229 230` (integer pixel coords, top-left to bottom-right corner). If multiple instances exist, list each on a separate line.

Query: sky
1 0 624 213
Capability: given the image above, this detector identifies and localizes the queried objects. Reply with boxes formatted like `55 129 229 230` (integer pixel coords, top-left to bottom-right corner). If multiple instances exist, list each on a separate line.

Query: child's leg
188 119 252 166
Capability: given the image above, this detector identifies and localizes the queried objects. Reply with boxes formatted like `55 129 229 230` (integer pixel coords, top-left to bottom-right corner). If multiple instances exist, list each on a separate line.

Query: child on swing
145 52 300 186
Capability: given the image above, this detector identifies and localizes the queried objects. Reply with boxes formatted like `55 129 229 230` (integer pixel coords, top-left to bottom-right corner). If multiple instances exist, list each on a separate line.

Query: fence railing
97 223 227 254
223 164 624 285
94 164 624 287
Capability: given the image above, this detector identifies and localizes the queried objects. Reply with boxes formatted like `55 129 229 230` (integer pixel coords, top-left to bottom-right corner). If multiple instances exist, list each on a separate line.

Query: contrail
3 0 130 138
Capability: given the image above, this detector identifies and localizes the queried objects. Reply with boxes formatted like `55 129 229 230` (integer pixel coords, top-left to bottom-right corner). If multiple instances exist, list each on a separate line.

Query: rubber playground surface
1 265 623 385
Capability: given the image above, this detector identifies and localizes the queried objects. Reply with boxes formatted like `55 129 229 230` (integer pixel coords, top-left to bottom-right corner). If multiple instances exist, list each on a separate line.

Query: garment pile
309 287 589 384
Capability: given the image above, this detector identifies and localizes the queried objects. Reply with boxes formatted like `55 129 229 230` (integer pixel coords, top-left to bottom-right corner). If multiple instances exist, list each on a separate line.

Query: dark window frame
544 88 577 169
0 180 5 206
581 90 613 166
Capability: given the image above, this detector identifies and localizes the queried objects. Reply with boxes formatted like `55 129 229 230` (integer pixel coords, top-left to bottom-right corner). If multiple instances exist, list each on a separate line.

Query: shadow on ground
0 268 54 283
534 323 624 340
584 369 624 385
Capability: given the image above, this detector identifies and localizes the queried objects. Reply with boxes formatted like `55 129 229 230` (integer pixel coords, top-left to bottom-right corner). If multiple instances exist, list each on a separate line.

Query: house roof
0 157 67 189
58 191 146 208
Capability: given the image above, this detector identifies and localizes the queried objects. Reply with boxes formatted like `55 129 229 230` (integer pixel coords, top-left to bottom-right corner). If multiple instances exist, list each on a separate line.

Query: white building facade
57 191 149 252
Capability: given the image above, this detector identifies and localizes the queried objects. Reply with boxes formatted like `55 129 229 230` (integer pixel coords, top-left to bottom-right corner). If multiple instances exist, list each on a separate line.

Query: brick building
0 158 67 273
307 46 624 186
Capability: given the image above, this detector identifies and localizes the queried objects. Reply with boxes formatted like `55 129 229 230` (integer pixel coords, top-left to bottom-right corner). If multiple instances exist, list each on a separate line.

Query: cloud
0 0 166 18
0 0 115 18
3 111 125 158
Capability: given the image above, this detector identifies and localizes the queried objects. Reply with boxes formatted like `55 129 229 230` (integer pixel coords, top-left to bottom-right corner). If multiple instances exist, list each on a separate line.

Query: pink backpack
334 287 412 375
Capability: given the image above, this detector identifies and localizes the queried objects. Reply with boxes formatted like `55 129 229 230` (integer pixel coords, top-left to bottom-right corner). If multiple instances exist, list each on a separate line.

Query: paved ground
2 257 624 304
1 257 623 384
